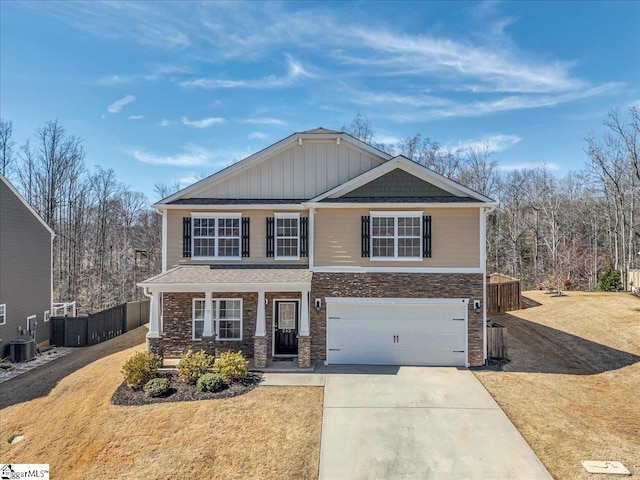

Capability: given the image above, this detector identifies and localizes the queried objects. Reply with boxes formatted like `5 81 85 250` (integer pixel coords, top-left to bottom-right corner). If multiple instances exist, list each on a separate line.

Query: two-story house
139 128 497 368
0 174 54 358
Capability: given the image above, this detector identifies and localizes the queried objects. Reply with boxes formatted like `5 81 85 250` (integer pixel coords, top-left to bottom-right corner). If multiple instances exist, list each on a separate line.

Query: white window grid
192 298 243 341
275 213 300 260
192 214 241 260
0 304 5 325
371 212 422 260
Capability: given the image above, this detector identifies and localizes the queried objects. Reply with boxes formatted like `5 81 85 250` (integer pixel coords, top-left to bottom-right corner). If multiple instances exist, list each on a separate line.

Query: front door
274 301 298 355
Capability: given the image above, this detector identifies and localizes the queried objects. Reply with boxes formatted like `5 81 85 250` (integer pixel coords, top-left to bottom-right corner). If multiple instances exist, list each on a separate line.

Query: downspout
159 208 168 273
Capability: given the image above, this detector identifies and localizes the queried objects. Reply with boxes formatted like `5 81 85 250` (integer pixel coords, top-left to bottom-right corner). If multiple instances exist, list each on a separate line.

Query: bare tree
0 119 15 177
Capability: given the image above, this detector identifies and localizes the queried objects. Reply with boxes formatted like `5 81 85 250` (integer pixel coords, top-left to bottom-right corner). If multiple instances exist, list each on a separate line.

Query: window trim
0 304 5 325
370 211 423 261
215 298 243 341
191 212 242 260
44 310 51 322
274 212 301 260
192 298 206 341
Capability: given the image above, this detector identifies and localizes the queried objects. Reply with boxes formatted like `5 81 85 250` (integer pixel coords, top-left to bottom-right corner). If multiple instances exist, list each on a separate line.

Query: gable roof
155 128 392 207
308 156 497 205
0 174 55 237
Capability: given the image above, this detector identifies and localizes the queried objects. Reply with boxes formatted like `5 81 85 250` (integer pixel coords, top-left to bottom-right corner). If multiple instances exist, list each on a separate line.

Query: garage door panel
327 301 467 367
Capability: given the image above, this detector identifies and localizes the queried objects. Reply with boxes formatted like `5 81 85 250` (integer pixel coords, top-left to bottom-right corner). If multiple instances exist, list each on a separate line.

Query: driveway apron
319 365 552 480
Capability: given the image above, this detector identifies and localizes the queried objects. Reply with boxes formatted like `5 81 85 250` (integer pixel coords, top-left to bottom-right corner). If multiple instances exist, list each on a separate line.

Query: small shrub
122 352 162 389
177 349 215 384
214 351 249 383
197 372 225 392
599 264 622 292
143 377 170 397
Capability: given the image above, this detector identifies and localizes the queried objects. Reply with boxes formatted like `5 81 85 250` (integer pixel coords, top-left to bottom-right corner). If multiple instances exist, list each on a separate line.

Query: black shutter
183 217 192 258
423 215 432 258
300 217 309 257
241 217 250 257
361 215 370 257
266 217 275 257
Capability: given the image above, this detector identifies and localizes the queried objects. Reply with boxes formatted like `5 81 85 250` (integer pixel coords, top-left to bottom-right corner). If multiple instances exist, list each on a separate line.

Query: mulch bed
111 370 262 406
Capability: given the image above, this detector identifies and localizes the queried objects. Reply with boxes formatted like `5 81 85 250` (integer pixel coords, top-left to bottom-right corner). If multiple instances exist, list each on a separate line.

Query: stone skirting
253 336 268 368
297 336 311 368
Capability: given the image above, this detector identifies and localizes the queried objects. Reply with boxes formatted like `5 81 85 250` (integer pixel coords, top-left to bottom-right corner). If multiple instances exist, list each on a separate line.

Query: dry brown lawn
0 336 323 479
474 291 640 480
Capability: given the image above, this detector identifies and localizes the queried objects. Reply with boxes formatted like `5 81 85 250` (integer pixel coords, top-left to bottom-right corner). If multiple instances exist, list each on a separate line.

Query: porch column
147 292 161 337
255 291 266 336
299 289 310 336
203 291 214 337
254 291 268 368
146 291 162 356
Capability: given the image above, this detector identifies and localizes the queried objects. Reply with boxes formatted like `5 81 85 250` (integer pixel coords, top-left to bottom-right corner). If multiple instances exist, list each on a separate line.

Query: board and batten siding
191 140 386 200
0 179 52 355
313 207 481 268
166 209 309 268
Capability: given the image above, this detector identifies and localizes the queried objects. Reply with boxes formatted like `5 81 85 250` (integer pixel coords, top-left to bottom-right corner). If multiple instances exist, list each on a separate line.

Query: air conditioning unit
10 339 36 362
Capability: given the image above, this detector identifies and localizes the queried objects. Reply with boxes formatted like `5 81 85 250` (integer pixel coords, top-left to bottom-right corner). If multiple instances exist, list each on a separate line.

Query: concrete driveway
319 365 553 480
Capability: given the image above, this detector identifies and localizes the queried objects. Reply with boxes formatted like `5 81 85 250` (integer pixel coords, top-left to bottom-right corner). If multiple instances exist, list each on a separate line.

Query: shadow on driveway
0 326 147 409
486 313 640 374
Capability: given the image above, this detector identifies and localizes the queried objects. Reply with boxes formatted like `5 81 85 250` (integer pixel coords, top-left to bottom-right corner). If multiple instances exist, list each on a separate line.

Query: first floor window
44 310 51 322
371 212 422 260
192 298 243 341
217 299 242 340
0 304 5 325
193 299 205 340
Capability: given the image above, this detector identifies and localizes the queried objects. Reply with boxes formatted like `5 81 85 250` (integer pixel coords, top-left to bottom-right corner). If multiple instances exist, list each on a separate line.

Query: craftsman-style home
139 128 497 368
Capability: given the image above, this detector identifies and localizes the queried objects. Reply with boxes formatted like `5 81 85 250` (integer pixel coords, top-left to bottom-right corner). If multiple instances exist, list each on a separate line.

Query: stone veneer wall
162 292 258 359
309 273 485 366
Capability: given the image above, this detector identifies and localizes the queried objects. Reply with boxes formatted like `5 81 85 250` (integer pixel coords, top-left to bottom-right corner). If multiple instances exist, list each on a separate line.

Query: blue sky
1 1 639 201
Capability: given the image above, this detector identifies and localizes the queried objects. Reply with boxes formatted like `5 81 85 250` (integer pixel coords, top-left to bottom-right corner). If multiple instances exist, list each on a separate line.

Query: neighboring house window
0 304 5 325
44 310 51 322
371 212 422 260
192 213 241 259
216 299 242 340
193 299 205 340
275 213 300 259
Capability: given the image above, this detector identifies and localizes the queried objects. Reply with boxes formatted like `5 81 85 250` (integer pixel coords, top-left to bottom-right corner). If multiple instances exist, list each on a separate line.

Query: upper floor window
275 213 300 259
371 212 422 260
0 304 5 325
192 213 241 260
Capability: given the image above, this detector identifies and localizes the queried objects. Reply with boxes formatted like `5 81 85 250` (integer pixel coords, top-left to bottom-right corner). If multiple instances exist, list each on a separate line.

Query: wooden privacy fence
50 300 149 347
487 323 508 359
487 279 521 313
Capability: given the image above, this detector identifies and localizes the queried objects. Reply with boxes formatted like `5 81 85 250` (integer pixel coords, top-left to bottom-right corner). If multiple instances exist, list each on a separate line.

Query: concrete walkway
319 365 553 480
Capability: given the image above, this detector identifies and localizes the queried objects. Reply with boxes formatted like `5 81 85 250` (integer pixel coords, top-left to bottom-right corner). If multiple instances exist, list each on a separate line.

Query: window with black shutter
183 217 192 258
300 217 309 257
241 217 250 257
422 215 432 258
361 215 370 257
266 217 275 257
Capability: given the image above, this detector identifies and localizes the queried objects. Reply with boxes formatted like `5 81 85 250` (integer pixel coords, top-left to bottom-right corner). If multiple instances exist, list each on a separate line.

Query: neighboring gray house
0 174 54 359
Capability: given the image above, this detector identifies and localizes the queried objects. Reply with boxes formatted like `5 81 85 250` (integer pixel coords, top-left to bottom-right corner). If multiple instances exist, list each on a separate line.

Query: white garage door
326 298 468 366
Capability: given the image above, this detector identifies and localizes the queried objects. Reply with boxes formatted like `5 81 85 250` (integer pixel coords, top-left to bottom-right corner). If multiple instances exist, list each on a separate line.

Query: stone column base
297 335 311 368
254 336 268 368
147 336 162 357
202 336 216 356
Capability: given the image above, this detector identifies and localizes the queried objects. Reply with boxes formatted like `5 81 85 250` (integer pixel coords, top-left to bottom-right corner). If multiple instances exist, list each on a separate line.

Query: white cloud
181 116 225 128
99 64 193 86
159 119 172 127
107 95 136 113
249 132 268 140
128 115 143 120
180 54 312 89
499 162 561 172
242 117 287 126
453 134 522 153
129 145 214 167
